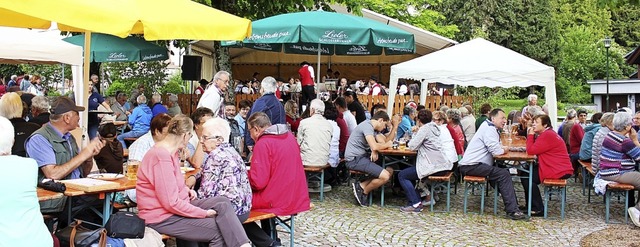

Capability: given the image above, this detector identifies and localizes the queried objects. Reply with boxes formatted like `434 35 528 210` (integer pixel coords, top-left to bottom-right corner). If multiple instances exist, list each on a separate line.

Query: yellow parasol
0 0 251 143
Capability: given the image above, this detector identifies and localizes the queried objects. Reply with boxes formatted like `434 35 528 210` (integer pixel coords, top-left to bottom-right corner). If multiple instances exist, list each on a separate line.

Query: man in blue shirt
244 76 285 150
25 96 105 180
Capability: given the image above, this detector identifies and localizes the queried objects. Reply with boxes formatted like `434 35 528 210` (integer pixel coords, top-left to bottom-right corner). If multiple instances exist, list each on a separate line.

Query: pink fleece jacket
136 147 207 224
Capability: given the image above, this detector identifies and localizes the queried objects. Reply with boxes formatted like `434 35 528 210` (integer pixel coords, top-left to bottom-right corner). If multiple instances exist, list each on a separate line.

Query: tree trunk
214 41 235 103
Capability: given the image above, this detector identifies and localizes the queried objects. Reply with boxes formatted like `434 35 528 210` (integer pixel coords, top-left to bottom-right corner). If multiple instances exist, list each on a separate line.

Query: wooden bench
605 182 635 224
578 160 595 200
113 201 137 212
462 176 498 215
161 211 278 242
304 164 331 202
542 179 567 220
427 171 454 212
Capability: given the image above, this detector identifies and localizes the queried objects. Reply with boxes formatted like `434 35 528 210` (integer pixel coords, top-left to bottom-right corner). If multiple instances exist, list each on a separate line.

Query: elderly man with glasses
197 71 231 119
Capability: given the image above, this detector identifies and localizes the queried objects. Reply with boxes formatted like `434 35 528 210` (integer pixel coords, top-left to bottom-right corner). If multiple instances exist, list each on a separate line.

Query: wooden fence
165 93 471 116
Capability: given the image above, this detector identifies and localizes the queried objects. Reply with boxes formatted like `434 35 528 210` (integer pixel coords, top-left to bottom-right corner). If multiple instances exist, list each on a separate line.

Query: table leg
102 192 113 226
381 155 386 207
527 162 532 217
67 196 73 225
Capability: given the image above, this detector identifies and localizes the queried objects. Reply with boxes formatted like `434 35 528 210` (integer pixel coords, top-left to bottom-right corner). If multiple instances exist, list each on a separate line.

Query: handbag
56 220 106 247
105 211 145 239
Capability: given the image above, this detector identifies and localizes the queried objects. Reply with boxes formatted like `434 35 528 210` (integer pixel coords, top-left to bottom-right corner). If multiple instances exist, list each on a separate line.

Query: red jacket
447 124 465 155
526 128 574 181
298 65 314 86
569 123 585 154
249 126 310 216
336 112 350 153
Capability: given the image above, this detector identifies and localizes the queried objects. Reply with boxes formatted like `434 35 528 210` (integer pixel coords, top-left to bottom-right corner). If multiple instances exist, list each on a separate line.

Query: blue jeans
117 130 146 148
88 123 99 141
398 166 421 205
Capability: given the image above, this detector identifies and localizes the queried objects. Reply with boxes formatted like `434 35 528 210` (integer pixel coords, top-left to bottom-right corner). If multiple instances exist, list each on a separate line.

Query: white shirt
0 156 53 247
128 131 154 161
197 84 223 115
436 124 458 164
398 85 408 95
342 110 357 134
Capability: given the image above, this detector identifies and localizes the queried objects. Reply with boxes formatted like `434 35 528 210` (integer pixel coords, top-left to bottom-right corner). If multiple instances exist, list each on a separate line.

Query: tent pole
316 43 321 85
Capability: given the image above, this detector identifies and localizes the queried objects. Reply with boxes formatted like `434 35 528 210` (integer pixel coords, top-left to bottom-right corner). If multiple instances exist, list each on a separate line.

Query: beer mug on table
126 160 141 180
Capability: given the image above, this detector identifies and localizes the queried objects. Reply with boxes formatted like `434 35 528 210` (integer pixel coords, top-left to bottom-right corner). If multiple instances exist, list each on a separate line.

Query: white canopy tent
0 27 86 141
388 38 557 123
0 27 82 65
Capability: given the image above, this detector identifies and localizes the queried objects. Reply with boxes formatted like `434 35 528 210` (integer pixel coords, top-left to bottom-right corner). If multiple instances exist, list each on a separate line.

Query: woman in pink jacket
136 114 250 247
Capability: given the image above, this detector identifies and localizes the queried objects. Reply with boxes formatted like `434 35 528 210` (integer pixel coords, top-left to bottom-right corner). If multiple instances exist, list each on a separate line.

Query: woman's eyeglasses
201 135 223 142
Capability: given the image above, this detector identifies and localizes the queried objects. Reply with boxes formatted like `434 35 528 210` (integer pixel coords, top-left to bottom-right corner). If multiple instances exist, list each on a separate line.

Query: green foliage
0 64 23 80
361 0 458 39
105 81 134 97
611 3 640 48
103 61 168 97
159 74 186 95
18 64 72 93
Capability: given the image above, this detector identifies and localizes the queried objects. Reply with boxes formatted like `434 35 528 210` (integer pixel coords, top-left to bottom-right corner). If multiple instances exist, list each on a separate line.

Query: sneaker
628 208 640 227
360 193 370 207
400 204 424 212
507 211 528 221
352 182 364 206
422 196 435 206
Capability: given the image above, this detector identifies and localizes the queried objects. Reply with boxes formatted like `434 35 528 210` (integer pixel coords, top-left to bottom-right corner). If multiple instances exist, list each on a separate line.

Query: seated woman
398 110 454 212
599 112 640 227
446 108 465 157
432 111 458 164
137 115 251 247
198 118 252 221
523 114 573 216
284 100 301 133
0 116 52 246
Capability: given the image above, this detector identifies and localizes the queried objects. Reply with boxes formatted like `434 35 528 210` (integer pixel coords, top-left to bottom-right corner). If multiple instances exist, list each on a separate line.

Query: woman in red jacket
521 114 573 216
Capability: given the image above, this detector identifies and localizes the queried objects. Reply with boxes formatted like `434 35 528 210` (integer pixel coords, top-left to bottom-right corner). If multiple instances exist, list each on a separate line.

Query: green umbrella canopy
225 10 415 55
63 33 169 62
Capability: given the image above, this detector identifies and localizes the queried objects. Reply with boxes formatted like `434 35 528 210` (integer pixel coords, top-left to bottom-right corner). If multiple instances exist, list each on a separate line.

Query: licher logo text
290 45 330 54
107 52 128 61
320 30 351 43
142 54 164 60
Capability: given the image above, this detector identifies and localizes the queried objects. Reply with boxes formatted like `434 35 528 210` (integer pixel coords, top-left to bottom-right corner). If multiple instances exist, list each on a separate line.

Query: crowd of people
7 66 640 247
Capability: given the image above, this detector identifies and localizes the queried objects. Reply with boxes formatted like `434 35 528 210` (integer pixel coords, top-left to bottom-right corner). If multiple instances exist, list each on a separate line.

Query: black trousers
243 220 276 247
300 85 316 110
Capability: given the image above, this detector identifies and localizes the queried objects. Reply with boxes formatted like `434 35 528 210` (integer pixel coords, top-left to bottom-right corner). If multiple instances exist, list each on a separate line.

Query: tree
360 0 458 39
610 3 640 48
19 64 73 95
103 61 168 97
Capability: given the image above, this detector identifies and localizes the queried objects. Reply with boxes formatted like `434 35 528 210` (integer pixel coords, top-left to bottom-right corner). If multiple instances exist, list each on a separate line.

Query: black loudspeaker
181 55 202 81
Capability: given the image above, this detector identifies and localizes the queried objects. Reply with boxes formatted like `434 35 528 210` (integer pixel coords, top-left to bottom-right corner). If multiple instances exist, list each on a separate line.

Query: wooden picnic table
493 134 536 217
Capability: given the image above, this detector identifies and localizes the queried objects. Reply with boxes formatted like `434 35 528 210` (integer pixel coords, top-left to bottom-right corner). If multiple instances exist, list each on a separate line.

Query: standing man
521 94 538 117
345 111 394 206
7 75 17 88
368 76 383 96
244 77 286 151
335 97 357 133
197 71 231 119
457 109 527 220
90 74 100 93
298 61 315 112
19 75 31 92
246 112 310 246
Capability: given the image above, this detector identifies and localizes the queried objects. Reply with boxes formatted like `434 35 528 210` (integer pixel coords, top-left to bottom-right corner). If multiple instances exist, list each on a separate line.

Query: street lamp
604 37 612 111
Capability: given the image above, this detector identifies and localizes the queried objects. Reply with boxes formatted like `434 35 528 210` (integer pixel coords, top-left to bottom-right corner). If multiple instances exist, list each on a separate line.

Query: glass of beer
399 141 407 150
126 161 140 180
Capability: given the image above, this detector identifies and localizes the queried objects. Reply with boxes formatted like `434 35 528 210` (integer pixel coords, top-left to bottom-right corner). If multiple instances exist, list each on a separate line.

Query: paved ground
165 178 638 246
274 179 635 247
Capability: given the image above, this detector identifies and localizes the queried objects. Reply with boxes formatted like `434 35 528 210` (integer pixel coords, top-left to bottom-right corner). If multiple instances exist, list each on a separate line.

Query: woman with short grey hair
0 116 53 246
598 112 640 227
29 96 51 126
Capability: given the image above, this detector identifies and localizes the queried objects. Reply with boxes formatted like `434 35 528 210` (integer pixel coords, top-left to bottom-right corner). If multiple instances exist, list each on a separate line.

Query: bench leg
581 167 587 196
480 183 486 215
493 181 499 215
625 191 629 224
606 191 611 223
463 181 468 215
430 182 435 212
446 180 451 212
561 187 566 220
544 186 549 219
319 171 325 202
